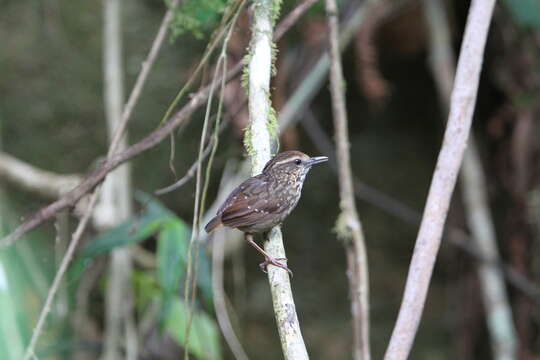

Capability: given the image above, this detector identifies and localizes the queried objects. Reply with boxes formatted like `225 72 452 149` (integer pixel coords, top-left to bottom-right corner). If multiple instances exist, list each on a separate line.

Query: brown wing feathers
204 216 222 233
204 175 277 232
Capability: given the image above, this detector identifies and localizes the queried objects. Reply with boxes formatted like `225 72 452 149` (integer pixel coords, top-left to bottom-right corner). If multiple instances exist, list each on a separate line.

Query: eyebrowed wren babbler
205 151 328 275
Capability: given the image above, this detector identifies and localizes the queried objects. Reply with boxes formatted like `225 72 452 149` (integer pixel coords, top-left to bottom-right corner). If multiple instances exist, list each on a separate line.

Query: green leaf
501 0 540 28
70 193 175 278
157 218 189 315
0 251 27 360
156 218 214 310
165 297 222 360
133 270 160 313
158 219 189 294
194 244 213 308
169 0 227 40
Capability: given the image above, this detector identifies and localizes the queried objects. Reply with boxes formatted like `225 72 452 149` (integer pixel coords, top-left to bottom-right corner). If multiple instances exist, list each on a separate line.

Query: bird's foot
259 257 293 276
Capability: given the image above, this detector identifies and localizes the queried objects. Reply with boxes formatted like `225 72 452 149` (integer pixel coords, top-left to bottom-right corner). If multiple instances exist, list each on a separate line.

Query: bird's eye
294 159 302 165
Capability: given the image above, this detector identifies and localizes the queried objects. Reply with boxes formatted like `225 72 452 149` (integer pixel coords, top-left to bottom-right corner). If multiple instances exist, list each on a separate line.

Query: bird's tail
204 216 222 233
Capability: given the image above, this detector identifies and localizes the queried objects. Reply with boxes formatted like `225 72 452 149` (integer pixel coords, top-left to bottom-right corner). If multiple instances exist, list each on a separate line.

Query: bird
205 150 328 274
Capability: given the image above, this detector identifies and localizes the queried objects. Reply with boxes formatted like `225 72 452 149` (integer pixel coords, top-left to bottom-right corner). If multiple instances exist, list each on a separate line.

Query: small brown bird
205 151 328 274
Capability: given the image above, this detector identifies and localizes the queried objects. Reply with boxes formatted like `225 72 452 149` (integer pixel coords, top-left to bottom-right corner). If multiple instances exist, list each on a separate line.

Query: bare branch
325 0 370 358
107 0 181 158
99 0 137 358
0 152 81 198
423 0 517 358
384 1 496 358
22 191 100 360
0 0 314 248
273 0 318 40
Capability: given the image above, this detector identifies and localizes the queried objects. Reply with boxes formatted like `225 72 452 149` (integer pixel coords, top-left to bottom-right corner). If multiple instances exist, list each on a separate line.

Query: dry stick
273 0 318 40
100 0 137 358
422 0 517 358
383 1 496 359
0 153 82 199
20 1 181 357
108 0 180 152
245 0 309 358
0 0 313 248
461 148 518 359
325 0 370 359
22 191 100 360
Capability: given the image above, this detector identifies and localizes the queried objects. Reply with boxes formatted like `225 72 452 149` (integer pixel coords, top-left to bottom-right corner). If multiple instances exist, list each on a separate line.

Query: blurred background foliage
0 0 540 359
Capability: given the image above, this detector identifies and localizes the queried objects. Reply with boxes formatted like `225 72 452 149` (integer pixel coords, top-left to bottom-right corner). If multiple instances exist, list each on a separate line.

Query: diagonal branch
422 0 517 358
0 0 315 249
384 0 496 358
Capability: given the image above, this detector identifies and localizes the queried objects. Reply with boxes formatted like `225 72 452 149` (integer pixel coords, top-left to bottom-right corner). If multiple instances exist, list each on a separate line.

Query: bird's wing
219 176 279 228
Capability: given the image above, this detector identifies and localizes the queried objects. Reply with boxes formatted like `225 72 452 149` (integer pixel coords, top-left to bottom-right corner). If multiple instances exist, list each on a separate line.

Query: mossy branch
243 0 309 358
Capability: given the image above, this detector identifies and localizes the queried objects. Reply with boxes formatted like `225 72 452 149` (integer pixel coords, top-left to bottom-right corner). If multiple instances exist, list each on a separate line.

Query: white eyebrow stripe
273 157 301 166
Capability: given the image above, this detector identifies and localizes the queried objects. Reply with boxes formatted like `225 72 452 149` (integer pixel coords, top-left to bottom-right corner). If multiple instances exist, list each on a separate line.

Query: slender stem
108 0 180 158
273 0 318 40
183 4 246 353
22 191 99 360
383 1 496 358
99 0 137 358
325 0 370 358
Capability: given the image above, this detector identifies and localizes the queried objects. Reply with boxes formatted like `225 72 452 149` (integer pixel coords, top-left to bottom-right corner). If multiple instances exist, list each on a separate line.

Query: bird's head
262 151 328 183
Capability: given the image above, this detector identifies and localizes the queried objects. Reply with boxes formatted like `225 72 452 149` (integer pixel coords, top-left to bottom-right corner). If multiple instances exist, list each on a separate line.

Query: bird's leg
244 233 292 276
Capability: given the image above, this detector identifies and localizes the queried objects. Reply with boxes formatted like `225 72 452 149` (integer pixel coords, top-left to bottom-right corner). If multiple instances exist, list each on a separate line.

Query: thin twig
108 0 180 151
273 0 318 40
22 191 100 360
383 1 496 358
99 0 136 358
422 0 517 358
325 0 370 358
245 0 309 358
154 117 229 195
183 3 247 357
0 0 314 248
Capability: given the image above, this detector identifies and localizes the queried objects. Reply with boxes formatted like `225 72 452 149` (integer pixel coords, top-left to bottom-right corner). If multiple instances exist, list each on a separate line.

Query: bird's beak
307 156 328 166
